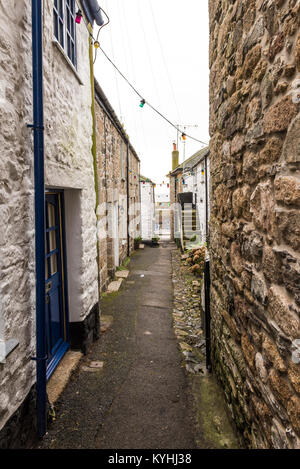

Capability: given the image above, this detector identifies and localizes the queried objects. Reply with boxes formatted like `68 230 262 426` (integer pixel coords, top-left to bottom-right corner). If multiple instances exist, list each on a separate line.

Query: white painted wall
0 0 98 431
141 182 155 240
180 155 210 244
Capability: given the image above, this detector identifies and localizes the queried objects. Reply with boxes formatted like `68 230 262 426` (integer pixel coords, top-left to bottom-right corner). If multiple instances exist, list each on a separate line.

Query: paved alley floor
37 243 239 449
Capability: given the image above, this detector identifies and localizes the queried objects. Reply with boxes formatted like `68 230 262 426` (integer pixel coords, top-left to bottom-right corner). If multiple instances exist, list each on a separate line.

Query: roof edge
94 79 140 162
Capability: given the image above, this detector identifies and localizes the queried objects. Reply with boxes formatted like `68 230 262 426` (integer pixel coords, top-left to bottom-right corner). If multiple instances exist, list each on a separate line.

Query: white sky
94 0 210 184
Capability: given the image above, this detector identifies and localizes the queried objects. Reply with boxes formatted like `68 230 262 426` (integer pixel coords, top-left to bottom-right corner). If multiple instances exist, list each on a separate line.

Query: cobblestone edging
171 247 241 449
171 249 207 374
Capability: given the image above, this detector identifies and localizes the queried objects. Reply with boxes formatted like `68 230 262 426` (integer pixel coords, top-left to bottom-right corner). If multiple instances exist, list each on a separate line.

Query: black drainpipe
204 153 209 247
126 142 130 256
204 259 211 371
30 0 47 438
204 152 211 371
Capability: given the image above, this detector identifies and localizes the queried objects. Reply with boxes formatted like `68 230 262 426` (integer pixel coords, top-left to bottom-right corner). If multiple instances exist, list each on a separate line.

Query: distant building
154 181 171 239
168 146 210 249
140 176 155 242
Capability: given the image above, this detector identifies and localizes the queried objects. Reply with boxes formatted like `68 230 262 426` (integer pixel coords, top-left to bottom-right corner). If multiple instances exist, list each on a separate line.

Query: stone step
115 270 129 279
107 279 123 292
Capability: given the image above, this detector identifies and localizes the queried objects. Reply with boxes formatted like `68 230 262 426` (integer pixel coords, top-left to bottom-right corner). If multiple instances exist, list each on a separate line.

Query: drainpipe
88 23 101 334
204 259 211 371
204 152 211 371
31 0 47 438
126 142 130 256
204 153 209 247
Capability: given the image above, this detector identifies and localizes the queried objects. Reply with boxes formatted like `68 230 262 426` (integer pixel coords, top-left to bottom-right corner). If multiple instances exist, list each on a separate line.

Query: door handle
45 281 52 294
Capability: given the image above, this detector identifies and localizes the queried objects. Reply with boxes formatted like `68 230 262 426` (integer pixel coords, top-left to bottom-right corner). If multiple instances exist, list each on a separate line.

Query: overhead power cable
75 0 208 146
98 46 208 146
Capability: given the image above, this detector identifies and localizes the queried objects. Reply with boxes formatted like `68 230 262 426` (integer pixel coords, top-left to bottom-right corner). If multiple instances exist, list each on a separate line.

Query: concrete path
39 243 196 449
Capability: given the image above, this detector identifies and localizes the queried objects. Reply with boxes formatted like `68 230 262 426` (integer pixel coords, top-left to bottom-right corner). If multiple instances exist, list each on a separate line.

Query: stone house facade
0 0 101 447
95 81 141 291
209 0 300 448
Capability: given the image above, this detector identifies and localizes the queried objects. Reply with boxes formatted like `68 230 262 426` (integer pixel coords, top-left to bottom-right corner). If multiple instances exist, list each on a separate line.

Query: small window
53 0 77 67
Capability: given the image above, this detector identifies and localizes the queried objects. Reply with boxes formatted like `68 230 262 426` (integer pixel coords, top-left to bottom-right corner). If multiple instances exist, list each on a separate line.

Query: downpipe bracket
27 123 45 130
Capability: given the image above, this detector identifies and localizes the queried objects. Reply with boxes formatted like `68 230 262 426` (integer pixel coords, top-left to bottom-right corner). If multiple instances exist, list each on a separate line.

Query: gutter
31 0 47 439
81 0 104 26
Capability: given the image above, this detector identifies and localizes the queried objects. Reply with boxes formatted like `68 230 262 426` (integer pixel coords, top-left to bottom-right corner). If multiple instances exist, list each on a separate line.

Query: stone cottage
95 81 141 291
168 146 210 248
209 0 300 448
0 0 102 447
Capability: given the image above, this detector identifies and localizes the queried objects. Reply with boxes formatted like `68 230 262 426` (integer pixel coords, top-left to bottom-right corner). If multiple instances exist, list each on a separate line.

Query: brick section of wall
209 0 300 448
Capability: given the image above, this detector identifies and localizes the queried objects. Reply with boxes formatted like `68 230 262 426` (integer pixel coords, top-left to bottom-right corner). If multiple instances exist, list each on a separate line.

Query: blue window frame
53 0 77 67
53 0 64 48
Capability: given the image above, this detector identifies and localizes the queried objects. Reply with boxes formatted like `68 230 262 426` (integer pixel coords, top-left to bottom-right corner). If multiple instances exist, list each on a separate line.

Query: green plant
116 256 131 271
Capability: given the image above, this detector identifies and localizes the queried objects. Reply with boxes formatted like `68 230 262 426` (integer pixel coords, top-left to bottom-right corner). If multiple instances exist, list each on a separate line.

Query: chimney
172 142 179 170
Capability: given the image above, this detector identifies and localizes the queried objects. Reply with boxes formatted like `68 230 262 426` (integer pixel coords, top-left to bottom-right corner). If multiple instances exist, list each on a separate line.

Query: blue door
45 192 69 379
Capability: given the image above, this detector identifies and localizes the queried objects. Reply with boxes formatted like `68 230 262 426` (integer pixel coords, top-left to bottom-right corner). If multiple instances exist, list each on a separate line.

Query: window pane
53 12 58 40
45 238 49 279
59 21 64 47
48 203 56 228
50 254 58 276
49 229 57 252
59 0 63 17
66 0 76 66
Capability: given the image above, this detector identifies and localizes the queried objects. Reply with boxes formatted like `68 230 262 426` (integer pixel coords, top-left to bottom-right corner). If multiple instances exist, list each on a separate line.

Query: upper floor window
53 0 77 67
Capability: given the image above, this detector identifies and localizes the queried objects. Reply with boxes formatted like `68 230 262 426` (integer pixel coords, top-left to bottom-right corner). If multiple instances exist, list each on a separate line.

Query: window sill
0 339 19 364
52 39 84 86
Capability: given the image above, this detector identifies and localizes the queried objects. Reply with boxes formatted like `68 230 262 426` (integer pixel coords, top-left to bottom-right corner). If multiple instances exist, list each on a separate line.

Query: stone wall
128 148 141 251
209 0 300 448
0 0 36 439
0 0 99 439
43 0 99 323
95 84 140 290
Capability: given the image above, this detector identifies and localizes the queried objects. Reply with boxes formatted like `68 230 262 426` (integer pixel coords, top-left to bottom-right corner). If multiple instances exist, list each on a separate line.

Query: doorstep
47 350 83 404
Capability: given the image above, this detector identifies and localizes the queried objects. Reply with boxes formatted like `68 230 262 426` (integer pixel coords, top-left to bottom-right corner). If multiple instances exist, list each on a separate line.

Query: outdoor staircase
180 205 200 250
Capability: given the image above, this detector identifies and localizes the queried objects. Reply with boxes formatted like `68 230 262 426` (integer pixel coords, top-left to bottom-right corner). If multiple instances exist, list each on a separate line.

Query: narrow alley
37 243 238 449
1 0 299 453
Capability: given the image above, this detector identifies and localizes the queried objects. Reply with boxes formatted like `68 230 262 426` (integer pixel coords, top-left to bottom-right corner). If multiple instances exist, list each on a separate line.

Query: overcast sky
94 0 210 184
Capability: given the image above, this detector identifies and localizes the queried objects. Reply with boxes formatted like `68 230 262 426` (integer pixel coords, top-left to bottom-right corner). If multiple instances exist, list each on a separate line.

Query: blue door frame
45 191 69 379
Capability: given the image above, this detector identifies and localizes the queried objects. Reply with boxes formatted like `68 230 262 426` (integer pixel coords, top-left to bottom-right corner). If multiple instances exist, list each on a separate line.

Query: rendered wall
0 0 98 438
